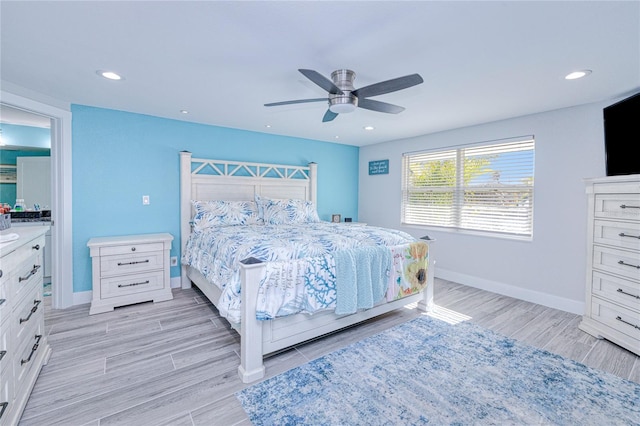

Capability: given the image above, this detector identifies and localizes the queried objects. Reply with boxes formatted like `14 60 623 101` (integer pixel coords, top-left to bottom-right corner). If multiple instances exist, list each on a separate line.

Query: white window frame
402 136 535 240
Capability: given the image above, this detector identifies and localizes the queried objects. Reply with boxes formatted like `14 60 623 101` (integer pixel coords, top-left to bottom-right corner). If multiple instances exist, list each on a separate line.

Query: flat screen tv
603 91 640 176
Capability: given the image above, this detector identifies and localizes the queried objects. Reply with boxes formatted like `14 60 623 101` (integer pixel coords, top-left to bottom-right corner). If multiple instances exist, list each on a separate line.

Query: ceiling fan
264 69 424 122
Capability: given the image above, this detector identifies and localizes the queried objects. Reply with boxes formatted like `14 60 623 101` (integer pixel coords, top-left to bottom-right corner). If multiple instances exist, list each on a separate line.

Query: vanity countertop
0 225 50 255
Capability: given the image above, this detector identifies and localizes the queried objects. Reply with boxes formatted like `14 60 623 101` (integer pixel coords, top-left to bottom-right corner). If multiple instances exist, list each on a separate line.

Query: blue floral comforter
181 222 428 323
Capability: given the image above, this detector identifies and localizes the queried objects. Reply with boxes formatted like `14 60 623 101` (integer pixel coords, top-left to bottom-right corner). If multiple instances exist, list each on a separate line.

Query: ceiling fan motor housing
329 69 358 113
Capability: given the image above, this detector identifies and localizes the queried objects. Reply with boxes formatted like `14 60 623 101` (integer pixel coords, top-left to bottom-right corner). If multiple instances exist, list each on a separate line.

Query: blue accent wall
71 105 359 293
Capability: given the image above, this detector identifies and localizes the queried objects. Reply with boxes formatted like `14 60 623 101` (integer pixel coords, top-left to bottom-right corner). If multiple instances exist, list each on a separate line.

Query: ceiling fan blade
322 109 338 122
264 98 327 107
352 73 423 98
299 69 344 95
358 98 405 114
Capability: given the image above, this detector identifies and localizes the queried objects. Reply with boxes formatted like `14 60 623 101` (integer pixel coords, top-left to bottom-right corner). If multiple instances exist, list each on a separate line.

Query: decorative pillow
255 195 320 225
191 200 262 229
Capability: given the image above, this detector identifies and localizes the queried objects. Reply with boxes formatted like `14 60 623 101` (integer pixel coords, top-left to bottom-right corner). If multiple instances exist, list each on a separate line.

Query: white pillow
191 200 263 229
255 195 320 225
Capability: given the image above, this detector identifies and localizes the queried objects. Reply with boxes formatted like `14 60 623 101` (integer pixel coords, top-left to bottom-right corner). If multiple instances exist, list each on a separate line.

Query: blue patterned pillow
191 200 262 229
255 195 320 225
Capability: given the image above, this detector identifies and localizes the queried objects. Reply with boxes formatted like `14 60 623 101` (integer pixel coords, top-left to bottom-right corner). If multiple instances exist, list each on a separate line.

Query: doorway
1 91 73 309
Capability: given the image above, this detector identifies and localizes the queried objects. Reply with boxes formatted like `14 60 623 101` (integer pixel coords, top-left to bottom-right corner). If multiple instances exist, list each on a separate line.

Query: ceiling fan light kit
265 68 423 122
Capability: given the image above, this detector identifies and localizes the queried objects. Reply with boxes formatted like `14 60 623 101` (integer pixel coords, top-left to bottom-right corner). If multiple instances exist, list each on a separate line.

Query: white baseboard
170 276 181 288
73 277 183 306
435 268 585 315
73 290 92 306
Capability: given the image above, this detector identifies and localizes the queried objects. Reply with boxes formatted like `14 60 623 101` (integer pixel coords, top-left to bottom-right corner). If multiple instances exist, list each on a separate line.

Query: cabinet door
16 157 51 209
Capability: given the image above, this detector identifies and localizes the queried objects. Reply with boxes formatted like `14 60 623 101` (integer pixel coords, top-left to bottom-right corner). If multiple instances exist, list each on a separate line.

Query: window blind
402 137 535 238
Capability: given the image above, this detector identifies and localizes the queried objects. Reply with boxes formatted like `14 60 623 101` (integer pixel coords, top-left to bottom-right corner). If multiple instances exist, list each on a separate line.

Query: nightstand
87 233 173 315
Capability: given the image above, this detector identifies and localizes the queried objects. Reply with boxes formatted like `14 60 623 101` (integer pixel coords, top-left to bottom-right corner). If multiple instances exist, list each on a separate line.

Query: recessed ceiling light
565 70 592 80
335 135 340 139
180 110 189 114
96 70 123 80
363 126 375 131
265 124 272 128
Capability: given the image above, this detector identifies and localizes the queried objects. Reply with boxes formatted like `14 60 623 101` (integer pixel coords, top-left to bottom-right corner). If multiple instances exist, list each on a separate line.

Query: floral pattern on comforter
181 222 428 323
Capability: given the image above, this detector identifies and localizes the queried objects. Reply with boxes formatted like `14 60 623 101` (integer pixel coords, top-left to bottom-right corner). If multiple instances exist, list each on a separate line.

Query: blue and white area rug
236 315 640 425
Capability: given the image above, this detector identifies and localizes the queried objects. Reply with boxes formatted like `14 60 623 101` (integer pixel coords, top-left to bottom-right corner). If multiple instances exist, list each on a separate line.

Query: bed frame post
179 151 192 289
308 162 317 205
418 239 435 312
238 258 266 383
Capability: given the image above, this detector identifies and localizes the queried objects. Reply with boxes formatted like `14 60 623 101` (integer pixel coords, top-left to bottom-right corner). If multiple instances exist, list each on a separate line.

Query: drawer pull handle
0 350 6 362
18 264 42 282
620 204 640 209
32 244 40 250
20 334 42 366
131 247 136 252
0 299 5 306
118 280 150 288
19 299 42 324
117 259 150 266
619 232 640 240
617 260 640 269
0 402 8 420
616 316 640 331
617 288 640 299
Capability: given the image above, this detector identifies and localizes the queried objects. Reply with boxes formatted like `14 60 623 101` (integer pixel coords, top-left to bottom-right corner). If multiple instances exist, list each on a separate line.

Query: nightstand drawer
88 233 174 315
99 242 164 257
100 270 165 299
100 251 164 276
592 245 640 282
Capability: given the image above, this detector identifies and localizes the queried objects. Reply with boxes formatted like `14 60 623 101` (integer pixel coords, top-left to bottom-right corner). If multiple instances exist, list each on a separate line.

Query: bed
179 152 434 383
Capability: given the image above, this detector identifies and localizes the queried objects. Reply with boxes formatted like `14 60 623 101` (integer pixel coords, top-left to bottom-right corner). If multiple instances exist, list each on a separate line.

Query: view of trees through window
402 138 535 238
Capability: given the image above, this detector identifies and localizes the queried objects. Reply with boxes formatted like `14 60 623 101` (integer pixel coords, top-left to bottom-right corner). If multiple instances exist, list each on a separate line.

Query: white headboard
179 151 317 283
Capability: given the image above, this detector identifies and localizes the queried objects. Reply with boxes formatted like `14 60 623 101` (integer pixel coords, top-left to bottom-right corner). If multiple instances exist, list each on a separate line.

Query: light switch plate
142 195 150 205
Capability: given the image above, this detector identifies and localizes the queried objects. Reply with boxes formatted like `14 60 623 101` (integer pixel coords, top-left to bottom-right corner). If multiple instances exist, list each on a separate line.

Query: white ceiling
1 1 638 147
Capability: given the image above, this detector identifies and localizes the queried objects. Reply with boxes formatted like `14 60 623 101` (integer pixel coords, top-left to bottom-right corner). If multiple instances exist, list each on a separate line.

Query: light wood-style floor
20 278 640 426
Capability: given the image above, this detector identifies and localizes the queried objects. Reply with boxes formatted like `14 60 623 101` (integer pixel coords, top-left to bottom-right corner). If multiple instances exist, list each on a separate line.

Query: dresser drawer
590 297 640 342
591 271 640 311
13 322 43 394
4 236 45 271
12 252 43 306
0 324 10 374
100 251 164 277
0 360 15 426
594 193 640 221
12 285 42 349
593 219 640 251
592 245 640 282
100 270 165 299
0 276 9 327
99 242 164 257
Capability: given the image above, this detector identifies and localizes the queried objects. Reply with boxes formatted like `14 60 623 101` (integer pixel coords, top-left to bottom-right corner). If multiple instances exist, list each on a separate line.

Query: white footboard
236 247 435 383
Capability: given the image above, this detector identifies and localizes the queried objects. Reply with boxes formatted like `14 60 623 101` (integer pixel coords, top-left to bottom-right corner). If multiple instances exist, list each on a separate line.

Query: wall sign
368 159 389 175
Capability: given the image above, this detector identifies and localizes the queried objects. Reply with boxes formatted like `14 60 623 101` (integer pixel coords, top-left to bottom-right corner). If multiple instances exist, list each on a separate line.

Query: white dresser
579 175 640 356
0 226 52 426
87 233 174 315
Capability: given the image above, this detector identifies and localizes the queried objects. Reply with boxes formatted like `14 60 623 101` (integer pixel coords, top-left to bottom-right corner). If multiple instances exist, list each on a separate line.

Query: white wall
359 101 610 314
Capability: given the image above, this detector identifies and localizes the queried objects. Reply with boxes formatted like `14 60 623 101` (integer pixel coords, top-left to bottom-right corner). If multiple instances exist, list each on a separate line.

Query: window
402 137 535 238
